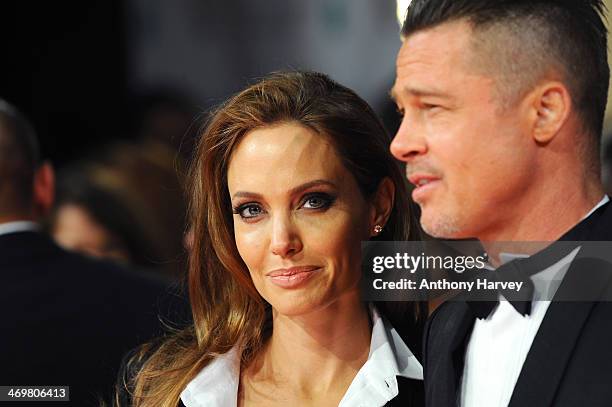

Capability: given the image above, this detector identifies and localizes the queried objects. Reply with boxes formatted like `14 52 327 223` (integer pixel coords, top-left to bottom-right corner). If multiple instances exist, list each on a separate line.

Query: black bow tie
467 260 534 319
465 199 609 320
466 242 580 319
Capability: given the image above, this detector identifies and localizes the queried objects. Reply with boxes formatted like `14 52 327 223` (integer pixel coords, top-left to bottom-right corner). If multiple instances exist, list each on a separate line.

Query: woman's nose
269 215 303 258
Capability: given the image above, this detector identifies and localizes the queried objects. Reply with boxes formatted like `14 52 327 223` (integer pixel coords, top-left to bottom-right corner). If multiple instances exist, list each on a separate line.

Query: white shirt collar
180 346 241 407
180 305 423 407
338 305 423 406
0 221 39 237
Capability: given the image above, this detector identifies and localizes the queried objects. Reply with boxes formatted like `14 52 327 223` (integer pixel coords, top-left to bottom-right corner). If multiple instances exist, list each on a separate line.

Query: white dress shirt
459 195 609 407
0 221 39 236
180 305 423 407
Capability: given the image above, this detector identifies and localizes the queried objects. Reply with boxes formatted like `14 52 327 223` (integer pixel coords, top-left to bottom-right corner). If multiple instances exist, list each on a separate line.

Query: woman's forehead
227 123 348 192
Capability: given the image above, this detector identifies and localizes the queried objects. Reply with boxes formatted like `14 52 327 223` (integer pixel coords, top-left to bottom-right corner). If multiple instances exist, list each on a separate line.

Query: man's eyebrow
389 86 448 101
231 179 337 200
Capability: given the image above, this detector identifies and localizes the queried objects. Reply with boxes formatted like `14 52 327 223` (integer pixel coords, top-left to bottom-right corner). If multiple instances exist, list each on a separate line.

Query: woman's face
227 122 373 316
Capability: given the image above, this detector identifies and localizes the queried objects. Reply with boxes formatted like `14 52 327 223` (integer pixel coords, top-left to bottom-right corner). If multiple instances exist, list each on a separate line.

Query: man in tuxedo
390 1 612 406
0 100 187 405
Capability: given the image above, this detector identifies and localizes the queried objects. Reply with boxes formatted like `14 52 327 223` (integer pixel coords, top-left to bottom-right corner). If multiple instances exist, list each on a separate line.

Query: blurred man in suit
0 99 186 405
391 1 612 406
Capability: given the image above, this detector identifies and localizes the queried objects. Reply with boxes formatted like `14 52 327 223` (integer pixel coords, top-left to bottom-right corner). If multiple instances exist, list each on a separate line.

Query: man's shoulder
1 231 170 289
0 231 188 325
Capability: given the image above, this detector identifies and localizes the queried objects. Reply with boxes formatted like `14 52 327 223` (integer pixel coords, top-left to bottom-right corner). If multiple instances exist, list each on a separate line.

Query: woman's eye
301 193 334 210
234 204 264 219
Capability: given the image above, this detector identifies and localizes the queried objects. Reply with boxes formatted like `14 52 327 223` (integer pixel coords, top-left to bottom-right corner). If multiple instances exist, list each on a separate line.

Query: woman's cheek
234 224 268 274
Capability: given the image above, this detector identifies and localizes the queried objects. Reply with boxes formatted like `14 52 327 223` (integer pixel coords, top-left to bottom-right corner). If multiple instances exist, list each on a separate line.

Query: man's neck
478 181 604 244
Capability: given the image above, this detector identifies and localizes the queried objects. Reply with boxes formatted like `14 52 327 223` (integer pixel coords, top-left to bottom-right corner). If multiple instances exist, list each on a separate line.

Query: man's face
390 20 535 240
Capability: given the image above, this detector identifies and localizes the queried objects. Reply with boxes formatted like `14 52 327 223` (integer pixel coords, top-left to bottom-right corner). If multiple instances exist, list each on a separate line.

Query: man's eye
234 204 264 219
301 193 335 210
423 103 442 111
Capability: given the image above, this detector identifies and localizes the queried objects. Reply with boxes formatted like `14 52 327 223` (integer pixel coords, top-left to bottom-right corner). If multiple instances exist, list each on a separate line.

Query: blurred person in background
48 89 195 278
0 99 187 406
50 140 188 278
51 164 157 267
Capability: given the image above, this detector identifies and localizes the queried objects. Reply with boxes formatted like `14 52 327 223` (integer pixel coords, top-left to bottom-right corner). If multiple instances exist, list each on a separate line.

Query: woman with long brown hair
117 71 425 406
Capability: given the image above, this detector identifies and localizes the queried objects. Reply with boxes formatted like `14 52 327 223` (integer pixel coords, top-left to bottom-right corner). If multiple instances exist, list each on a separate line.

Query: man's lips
407 173 441 201
408 173 441 186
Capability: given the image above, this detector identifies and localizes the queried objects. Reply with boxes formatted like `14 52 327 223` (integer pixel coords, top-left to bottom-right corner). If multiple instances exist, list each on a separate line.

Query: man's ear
527 81 571 144
32 161 55 218
369 177 395 237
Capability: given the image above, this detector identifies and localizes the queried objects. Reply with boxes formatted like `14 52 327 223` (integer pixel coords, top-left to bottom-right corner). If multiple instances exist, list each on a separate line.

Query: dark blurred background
1 0 405 169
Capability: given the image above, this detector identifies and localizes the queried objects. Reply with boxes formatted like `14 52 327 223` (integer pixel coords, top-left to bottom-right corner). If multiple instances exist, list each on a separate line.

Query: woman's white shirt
180 306 423 407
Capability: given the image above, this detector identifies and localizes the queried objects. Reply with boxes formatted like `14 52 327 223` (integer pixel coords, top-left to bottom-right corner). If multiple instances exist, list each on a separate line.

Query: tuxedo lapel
508 257 612 407
425 300 475 406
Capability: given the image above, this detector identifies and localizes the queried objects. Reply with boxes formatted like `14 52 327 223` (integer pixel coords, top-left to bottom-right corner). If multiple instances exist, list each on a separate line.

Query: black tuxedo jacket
0 231 189 406
423 201 612 407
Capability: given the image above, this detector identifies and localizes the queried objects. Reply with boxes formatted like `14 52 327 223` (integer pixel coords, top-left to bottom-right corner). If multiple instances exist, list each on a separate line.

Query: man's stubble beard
417 202 463 238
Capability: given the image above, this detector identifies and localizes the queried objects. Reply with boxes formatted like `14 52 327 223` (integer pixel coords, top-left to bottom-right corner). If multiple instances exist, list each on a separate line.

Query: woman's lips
267 266 321 288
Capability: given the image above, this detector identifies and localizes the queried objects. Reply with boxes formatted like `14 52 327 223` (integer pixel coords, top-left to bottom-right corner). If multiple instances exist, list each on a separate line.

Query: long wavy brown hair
118 71 424 407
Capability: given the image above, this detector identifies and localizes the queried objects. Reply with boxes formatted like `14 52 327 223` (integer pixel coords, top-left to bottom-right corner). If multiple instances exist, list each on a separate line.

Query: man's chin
419 212 462 239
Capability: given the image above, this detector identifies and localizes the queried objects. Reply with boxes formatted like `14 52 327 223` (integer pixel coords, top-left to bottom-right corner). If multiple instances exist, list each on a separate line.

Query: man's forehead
392 20 482 97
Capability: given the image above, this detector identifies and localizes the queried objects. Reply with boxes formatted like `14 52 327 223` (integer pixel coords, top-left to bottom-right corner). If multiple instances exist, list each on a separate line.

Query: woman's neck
241 292 371 404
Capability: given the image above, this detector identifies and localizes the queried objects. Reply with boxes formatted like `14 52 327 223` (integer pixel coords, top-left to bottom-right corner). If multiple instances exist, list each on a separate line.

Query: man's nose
390 115 427 162
270 215 303 258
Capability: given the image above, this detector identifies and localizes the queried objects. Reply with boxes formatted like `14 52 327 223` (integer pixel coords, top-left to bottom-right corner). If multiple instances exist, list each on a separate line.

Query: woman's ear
369 177 395 237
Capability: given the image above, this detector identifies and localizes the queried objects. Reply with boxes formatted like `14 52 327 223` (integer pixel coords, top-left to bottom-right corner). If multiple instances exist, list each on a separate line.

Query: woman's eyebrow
288 179 338 195
231 191 263 200
231 180 337 200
